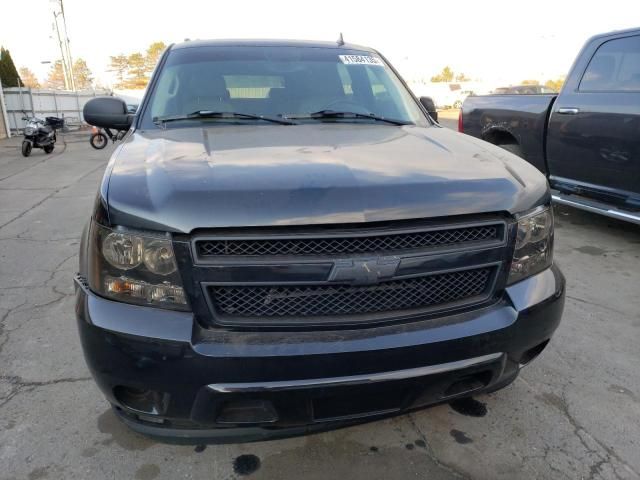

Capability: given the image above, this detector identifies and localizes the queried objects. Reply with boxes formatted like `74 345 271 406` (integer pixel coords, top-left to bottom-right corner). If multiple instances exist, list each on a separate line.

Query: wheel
44 144 54 154
499 143 524 158
90 132 108 150
21 140 32 157
453 100 462 109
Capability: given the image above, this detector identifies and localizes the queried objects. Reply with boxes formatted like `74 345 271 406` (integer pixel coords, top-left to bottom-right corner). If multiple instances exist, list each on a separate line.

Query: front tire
90 132 108 150
21 140 32 157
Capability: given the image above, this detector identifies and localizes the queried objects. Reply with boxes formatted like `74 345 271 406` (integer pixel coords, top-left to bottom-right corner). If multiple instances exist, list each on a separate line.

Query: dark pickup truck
461 27 640 224
78 39 564 443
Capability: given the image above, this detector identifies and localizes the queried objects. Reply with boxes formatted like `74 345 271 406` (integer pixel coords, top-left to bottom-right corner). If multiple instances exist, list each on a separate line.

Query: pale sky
1 0 639 88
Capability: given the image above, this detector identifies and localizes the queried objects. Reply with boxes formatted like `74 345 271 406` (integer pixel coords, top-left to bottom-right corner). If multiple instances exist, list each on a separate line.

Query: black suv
77 39 565 442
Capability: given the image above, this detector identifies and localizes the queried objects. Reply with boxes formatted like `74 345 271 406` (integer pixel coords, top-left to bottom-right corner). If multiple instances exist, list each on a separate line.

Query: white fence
2 87 111 133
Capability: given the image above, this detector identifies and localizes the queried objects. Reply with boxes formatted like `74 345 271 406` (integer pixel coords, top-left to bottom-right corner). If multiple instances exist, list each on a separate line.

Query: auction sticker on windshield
339 55 384 66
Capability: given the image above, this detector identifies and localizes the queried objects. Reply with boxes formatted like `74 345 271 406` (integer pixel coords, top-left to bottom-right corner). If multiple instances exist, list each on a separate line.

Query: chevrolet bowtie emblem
328 257 401 286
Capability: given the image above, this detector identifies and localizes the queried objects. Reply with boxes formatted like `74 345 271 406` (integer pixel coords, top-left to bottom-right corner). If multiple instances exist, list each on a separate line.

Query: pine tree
0 47 22 87
145 42 166 74
108 41 168 90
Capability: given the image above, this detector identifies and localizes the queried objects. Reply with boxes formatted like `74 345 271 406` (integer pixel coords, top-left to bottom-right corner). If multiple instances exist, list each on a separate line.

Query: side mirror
83 97 133 130
419 96 438 122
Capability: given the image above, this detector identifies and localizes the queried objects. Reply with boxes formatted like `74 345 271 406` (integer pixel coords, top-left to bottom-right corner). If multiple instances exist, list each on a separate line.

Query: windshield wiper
153 110 297 126
287 110 413 126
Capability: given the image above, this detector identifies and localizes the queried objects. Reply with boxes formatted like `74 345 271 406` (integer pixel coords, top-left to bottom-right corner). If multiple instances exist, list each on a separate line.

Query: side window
580 35 640 91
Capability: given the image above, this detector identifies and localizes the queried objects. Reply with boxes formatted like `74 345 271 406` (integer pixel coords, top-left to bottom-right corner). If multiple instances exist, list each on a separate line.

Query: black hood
104 124 548 233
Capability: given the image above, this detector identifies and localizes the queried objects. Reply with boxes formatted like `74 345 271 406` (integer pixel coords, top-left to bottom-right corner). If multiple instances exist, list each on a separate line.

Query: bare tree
125 52 148 89
109 55 129 89
19 67 40 88
545 78 564 92
45 60 66 90
73 58 93 90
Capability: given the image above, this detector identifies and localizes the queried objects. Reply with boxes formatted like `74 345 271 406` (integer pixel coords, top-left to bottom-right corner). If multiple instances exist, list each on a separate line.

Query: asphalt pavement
1 126 639 480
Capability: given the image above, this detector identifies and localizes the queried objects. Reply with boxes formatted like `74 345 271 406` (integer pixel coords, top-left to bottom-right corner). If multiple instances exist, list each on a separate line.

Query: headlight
88 222 189 310
508 206 554 284
24 126 35 136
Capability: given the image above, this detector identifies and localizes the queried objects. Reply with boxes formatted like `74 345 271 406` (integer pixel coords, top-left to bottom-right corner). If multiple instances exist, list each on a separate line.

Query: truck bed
461 94 556 174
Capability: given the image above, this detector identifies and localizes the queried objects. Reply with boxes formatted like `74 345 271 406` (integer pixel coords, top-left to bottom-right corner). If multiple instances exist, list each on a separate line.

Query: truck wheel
90 133 108 150
499 143 524 159
44 144 54 154
21 141 32 157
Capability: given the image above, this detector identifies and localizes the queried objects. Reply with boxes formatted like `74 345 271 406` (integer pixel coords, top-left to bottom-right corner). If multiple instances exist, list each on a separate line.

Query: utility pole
51 0 75 91
58 0 75 90
52 11 70 90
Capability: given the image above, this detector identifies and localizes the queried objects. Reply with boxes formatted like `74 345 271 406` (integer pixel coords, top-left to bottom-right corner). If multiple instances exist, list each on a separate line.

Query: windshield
141 45 428 128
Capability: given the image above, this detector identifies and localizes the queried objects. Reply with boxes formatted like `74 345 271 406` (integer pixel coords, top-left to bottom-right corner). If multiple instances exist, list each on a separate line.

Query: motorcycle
21 115 64 157
89 126 127 150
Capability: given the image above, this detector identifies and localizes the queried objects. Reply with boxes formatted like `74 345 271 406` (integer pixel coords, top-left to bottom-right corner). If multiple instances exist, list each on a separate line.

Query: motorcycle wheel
21 141 32 157
90 133 108 150
44 144 55 154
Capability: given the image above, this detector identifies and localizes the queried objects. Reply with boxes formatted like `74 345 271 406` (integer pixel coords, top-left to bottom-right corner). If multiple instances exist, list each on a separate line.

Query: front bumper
75 265 565 443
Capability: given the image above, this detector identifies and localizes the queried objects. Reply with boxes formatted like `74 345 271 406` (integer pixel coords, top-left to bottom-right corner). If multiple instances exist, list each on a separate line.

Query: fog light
113 386 169 415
